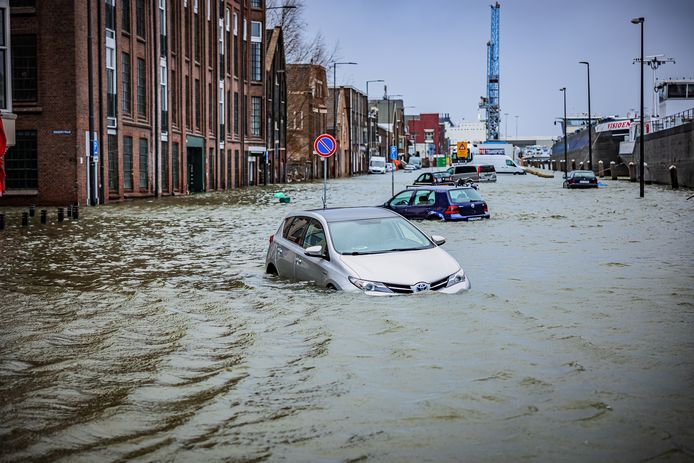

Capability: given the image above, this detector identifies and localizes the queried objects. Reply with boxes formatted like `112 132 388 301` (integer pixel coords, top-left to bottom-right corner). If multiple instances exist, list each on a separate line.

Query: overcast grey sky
302 0 694 137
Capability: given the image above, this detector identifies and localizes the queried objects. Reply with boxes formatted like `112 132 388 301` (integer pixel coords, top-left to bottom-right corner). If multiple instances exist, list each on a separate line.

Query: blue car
383 186 490 221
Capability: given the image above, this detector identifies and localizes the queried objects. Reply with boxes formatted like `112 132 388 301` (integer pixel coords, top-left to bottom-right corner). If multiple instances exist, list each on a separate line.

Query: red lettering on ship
607 121 631 130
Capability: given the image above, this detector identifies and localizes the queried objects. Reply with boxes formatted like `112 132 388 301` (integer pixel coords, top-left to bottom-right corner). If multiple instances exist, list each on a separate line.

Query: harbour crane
480 2 501 141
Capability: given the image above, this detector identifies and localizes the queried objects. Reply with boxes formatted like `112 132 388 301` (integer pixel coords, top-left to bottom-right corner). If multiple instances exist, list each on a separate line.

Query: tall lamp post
560 87 568 178
514 115 519 138
366 79 384 163
631 17 645 198
504 112 510 140
579 61 592 170
331 62 357 179
404 105 416 158
384 93 402 196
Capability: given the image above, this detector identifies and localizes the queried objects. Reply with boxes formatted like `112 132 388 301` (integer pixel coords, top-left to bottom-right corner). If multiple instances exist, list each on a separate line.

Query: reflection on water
1 174 693 462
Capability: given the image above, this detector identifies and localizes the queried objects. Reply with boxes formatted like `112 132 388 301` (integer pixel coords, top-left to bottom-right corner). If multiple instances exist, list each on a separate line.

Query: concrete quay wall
634 121 694 188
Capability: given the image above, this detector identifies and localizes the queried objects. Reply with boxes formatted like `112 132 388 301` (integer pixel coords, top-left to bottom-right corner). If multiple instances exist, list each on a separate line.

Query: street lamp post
560 87 568 178
384 93 402 196
366 79 384 164
331 62 357 179
504 112 509 140
515 115 519 138
631 17 645 198
579 61 592 170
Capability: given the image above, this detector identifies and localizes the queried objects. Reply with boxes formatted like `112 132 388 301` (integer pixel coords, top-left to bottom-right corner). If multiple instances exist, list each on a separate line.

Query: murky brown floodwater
1 173 693 462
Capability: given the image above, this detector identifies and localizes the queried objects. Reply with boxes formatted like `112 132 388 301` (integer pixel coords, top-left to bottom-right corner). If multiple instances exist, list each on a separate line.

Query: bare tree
266 0 339 66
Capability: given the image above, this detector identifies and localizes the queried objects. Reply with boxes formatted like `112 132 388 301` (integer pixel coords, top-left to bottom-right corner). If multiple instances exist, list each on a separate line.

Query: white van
408 155 422 169
369 156 387 174
469 155 525 174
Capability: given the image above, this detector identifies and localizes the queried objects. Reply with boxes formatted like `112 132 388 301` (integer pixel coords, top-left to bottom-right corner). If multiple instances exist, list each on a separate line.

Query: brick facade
3 0 284 206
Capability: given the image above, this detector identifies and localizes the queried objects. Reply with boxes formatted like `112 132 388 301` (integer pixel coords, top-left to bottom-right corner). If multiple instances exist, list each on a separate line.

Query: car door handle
277 247 283 255
295 257 302 265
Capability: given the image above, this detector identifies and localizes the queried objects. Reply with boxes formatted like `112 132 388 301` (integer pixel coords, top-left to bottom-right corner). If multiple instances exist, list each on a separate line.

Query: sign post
314 134 337 208
390 145 397 196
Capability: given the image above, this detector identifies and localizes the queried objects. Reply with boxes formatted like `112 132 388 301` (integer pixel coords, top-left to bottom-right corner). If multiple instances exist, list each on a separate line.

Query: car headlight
348 276 393 293
446 269 467 287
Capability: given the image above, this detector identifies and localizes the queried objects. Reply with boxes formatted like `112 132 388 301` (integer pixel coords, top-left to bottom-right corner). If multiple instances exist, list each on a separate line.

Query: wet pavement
1 172 693 462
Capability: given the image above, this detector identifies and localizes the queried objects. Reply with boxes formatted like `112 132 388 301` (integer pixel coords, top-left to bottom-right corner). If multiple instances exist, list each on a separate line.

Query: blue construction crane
480 2 501 141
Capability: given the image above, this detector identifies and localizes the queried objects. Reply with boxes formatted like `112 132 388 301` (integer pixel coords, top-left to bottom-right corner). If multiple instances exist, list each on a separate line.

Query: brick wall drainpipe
152 0 160 197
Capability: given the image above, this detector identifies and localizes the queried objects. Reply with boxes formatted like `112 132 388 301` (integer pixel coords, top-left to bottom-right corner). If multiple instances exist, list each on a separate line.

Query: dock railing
647 107 694 134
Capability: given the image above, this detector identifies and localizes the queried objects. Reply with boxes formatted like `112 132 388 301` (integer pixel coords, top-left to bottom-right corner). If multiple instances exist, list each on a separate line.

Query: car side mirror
305 245 325 258
431 235 446 246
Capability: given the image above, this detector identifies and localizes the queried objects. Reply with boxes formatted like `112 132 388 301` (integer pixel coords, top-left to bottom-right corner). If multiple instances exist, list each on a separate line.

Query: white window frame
0 4 12 112
233 12 238 36
250 21 262 42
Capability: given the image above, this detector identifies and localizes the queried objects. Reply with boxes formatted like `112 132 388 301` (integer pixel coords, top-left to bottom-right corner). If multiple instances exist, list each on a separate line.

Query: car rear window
448 188 483 203
575 172 596 178
478 165 495 173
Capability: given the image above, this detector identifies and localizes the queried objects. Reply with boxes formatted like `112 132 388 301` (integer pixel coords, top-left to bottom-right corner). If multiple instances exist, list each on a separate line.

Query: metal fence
649 107 694 134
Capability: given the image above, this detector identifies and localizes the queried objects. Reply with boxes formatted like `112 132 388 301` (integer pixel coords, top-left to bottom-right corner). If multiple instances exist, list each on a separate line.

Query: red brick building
2 0 284 206
407 113 444 158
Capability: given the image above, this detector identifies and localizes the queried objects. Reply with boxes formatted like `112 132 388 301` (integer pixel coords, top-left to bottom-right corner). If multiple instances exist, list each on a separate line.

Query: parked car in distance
403 163 416 172
412 171 453 185
369 156 387 174
265 207 470 294
468 154 525 174
476 164 497 182
446 164 480 185
563 170 598 188
408 155 422 169
386 162 395 172
384 186 490 222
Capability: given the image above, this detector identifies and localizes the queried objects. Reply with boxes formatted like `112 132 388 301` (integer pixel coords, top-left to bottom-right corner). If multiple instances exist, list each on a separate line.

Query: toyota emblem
413 282 430 292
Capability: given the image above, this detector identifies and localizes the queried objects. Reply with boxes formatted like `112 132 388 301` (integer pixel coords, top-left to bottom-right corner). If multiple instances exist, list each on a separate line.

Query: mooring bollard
21 212 29 227
29 205 36 217
57 208 65 222
669 165 679 190
629 162 636 182
67 205 73 218
610 161 617 180
571 159 576 170
579 162 584 170
40 209 47 224
0 213 5 230
598 160 604 177
586 161 591 171
72 205 80 220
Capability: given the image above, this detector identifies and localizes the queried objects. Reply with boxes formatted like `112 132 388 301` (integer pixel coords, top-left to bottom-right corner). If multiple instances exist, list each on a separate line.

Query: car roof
302 206 400 222
406 185 475 192
570 170 595 173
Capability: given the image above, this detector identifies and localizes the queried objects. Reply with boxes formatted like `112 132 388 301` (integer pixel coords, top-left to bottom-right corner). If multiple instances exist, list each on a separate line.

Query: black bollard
0 213 5 230
669 165 678 190
22 212 29 227
72 205 80 220
40 209 47 224
57 208 65 222
67 205 73 218
571 159 576 170
29 205 36 217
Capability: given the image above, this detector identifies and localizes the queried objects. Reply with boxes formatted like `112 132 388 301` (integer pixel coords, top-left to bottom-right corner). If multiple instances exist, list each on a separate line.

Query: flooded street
1 173 693 462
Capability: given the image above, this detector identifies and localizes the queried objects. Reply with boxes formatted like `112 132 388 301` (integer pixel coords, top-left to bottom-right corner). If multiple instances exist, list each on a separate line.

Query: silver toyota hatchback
265 207 470 295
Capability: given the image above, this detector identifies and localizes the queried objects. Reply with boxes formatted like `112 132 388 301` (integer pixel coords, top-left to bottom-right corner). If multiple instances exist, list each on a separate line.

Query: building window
250 42 261 82
291 111 303 130
208 82 214 131
159 0 167 56
251 96 261 136
233 91 238 135
4 130 37 189
185 75 191 128
208 148 214 189
105 0 116 30
234 149 240 187
233 12 238 77
11 34 37 102
160 61 168 132
172 141 179 190
194 78 201 129
137 57 146 117
0 8 8 110
10 0 36 6
123 136 133 189
106 44 117 125
194 12 200 62
121 52 131 113
226 149 231 189
170 69 177 125
161 140 169 191
108 134 119 191
139 137 149 189
122 0 131 33
136 0 145 37
250 0 261 8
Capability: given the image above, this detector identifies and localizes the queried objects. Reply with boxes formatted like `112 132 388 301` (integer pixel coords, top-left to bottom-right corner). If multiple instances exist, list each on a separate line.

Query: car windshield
371 160 385 167
433 172 449 178
448 188 483 203
328 217 434 255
